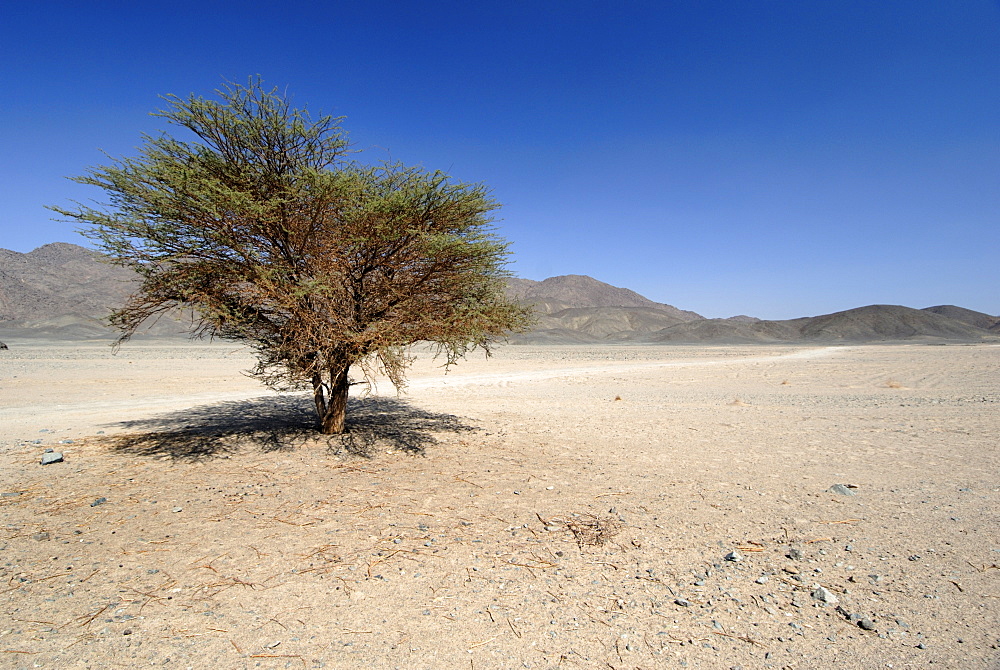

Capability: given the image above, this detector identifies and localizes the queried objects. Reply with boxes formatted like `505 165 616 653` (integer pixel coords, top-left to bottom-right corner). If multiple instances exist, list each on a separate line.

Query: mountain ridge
1 243 996 343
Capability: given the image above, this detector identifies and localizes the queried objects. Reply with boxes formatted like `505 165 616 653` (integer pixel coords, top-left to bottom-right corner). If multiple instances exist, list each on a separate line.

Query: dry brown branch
967 561 1000 572
467 634 502 650
713 630 765 646
77 603 114 627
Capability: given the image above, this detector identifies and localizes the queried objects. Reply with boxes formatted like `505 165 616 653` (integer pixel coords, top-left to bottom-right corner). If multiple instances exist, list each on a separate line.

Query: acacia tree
54 79 531 434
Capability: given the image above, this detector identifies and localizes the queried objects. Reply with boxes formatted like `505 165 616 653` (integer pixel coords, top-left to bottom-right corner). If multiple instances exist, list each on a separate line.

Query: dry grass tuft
554 513 623 548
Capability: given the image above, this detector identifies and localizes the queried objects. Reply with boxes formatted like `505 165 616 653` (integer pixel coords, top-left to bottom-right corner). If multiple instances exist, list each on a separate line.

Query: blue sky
2 1 997 319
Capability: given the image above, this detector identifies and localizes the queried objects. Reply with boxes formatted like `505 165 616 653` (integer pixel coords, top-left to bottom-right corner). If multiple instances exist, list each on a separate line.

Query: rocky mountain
508 275 703 321
0 243 187 339
1 243 996 344
638 305 995 345
921 305 999 331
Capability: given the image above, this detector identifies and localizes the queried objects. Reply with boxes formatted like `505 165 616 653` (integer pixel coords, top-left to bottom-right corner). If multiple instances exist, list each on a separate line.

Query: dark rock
787 548 804 560
91 497 108 507
674 598 693 607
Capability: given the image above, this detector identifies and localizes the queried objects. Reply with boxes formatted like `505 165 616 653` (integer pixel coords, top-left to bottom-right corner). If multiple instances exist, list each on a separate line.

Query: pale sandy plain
1 341 998 669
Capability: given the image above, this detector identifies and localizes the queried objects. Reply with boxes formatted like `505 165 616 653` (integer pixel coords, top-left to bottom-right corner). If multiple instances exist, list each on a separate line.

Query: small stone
858 618 876 631
266 640 281 648
787 548 804 560
41 451 64 465
123 629 133 636
0 492 22 498
91 497 108 507
828 484 856 496
724 551 743 562
755 575 769 584
812 586 839 604
908 555 921 561
32 531 51 541
674 598 692 607
917 643 926 649
172 507 183 513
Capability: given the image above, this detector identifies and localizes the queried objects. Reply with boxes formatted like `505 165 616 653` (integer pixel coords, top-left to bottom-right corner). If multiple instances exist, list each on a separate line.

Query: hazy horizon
2 2 997 320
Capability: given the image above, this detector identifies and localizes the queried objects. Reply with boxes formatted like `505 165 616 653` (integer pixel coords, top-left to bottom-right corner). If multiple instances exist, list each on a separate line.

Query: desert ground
1 340 998 669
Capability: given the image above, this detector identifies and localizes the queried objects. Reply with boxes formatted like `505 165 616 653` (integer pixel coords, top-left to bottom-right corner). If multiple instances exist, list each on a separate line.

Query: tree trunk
315 363 351 435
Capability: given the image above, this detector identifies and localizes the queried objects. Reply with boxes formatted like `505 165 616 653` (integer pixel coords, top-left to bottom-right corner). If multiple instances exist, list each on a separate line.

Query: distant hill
638 305 995 344
1 243 996 344
793 304 991 342
0 243 187 339
921 305 999 331
508 275 703 321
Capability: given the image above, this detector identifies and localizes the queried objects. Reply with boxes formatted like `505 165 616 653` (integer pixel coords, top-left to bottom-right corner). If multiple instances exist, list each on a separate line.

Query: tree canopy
53 79 532 434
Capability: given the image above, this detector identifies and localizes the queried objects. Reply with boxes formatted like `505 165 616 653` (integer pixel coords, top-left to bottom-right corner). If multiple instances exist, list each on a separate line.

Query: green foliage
52 77 532 433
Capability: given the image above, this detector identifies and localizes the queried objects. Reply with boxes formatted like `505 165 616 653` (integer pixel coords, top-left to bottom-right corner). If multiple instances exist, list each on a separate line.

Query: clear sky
2 1 997 319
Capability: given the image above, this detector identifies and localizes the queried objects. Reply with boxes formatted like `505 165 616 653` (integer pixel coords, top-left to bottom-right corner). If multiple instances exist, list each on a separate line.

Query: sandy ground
0 340 998 669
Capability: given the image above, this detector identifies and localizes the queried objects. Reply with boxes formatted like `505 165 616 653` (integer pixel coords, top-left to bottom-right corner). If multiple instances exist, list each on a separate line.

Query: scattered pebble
40 451 64 465
812 586 839 604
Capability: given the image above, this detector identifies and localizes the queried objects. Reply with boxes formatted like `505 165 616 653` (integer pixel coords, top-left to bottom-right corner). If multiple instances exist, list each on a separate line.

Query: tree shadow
101 395 478 461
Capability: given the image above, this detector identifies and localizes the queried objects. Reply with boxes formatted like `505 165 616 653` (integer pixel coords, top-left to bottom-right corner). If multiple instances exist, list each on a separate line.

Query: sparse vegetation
52 78 531 433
